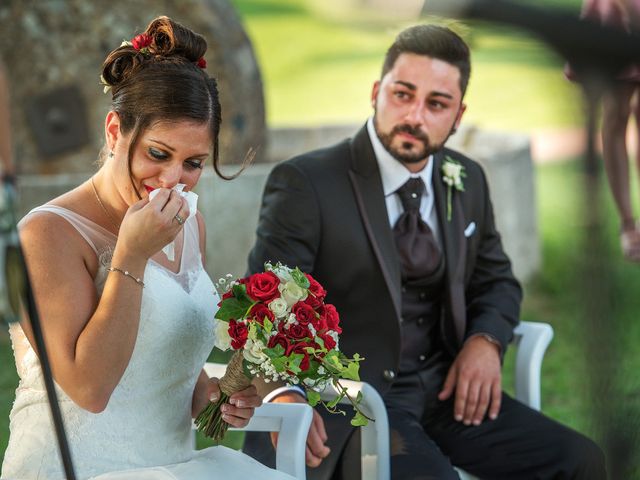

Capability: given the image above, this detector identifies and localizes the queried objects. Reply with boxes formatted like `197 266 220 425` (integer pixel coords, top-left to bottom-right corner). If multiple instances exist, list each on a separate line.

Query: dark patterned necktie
393 177 441 280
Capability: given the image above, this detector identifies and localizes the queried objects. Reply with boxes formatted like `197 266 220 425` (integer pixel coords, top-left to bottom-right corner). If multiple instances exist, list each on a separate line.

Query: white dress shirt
366 118 441 246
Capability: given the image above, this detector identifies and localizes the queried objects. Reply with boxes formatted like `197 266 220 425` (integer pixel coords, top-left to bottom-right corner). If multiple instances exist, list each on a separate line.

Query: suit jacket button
383 369 396 381
419 292 427 300
417 317 425 325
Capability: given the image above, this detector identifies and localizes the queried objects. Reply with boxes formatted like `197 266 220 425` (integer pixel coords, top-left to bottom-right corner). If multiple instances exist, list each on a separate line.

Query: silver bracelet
108 266 145 287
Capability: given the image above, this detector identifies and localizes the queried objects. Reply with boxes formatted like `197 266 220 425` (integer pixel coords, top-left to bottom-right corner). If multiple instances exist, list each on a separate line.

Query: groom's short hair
381 24 471 97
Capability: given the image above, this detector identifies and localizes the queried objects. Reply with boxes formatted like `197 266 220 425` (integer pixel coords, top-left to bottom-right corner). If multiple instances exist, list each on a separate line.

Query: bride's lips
144 185 156 194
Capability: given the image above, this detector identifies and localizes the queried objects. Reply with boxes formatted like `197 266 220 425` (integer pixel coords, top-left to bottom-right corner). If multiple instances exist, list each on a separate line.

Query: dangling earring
108 150 114 159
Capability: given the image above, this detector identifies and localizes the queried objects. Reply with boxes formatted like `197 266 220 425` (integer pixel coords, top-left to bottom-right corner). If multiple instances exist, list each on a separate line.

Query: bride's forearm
62 251 148 413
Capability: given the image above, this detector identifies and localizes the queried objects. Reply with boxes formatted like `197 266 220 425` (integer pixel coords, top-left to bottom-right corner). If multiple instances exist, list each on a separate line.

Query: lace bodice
1 205 219 479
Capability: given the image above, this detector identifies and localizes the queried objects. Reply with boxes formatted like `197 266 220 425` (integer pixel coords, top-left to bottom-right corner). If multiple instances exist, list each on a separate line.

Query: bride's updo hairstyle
101 16 226 191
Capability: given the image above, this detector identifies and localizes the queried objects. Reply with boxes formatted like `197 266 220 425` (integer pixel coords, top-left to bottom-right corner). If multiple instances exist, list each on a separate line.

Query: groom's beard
374 114 459 165
376 123 445 164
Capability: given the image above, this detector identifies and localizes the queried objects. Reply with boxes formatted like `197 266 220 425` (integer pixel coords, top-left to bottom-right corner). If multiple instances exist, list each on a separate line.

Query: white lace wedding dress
1 205 292 480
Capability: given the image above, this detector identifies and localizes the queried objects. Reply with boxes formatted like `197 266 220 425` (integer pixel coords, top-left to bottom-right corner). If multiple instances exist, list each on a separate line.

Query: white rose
243 338 268 364
285 312 298 327
443 162 462 180
279 280 308 306
268 297 289 318
271 265 294 283
213 320 231 351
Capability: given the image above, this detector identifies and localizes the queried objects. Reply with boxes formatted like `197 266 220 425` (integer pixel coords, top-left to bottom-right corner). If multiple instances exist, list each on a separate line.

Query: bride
1 16 293 480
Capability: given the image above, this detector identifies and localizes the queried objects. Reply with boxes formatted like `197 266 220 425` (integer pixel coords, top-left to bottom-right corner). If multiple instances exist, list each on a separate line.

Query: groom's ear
371 80 381 109
454 103 467 131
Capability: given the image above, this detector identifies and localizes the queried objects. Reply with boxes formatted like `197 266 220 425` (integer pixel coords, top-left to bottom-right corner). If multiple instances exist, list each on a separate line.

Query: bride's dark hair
101 16 227 191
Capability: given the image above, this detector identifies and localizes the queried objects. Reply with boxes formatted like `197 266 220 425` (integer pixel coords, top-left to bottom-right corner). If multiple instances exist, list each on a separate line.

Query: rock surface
0 0 265 174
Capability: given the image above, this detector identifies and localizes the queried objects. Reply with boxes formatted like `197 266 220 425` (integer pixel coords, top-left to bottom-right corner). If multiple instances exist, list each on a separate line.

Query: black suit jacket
245 124 522 477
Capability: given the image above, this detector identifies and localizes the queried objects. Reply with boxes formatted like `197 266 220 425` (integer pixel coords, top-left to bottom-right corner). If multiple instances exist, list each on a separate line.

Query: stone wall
0 0 265 174
16 124 540 283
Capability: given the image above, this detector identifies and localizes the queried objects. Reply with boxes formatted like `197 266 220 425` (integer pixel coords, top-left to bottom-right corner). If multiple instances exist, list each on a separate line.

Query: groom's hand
438 335 502 426
270 392 331 468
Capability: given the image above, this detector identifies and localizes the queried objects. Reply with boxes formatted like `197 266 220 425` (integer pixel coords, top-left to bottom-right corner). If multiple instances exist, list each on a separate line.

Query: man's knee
560 431 607 479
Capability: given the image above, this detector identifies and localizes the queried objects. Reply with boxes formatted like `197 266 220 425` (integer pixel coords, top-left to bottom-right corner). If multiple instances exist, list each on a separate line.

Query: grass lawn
234 0 585 132
2 0 639 475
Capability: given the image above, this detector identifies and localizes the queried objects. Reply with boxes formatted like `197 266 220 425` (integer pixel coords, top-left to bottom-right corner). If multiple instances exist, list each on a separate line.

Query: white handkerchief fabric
148 184 199 261
464 221 476 238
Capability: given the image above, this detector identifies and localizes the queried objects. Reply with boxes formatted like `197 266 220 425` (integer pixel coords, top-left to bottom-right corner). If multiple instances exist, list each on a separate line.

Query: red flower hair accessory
131 33 152 53
197 57 207 69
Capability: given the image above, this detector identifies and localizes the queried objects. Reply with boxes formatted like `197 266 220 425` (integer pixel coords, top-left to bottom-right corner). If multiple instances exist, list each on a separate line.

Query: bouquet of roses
195 262 371 440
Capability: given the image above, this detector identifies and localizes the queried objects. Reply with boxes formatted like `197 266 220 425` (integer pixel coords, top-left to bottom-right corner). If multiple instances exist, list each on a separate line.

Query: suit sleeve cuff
263 385 307 403
465 332 503 355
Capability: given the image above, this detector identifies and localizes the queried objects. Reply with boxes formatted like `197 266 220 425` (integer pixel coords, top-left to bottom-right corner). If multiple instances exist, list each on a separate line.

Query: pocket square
464 222 476 238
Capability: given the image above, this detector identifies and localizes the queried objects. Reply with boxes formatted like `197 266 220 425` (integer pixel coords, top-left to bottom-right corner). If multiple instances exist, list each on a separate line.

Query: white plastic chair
321 320 554 480
202 362 313 479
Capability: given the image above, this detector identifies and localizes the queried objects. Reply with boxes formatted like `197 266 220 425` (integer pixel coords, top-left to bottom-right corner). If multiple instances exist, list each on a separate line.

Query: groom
245 24 606 479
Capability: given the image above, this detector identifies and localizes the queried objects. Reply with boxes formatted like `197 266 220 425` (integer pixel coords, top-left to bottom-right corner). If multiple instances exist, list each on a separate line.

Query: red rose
292 302 316 325
267 333 290 354
287 343 312 372
131 33 152 51
228 320 248 350
246 272 281 302
250 303 274 326
197 57 207 69
321 304 342 334
319 332 337 351
304 274 327 309
286 322 312 340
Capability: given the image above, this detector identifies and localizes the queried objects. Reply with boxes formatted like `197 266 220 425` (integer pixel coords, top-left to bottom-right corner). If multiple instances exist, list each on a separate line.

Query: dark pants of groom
332 360 606 480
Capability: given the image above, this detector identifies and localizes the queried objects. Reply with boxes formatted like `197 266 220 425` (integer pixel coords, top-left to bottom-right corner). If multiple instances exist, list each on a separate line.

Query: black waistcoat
398 255 448 374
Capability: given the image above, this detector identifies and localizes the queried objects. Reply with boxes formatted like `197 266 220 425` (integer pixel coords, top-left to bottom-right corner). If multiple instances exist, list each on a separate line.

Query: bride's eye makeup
149 147 169 160
185 160 204 170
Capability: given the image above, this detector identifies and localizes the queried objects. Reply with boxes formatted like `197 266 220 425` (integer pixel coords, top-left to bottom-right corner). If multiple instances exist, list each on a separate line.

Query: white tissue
148 184 199 261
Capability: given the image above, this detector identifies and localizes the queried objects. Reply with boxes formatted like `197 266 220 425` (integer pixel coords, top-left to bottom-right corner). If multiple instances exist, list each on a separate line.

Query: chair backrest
319 380 390 480
201 362 313 479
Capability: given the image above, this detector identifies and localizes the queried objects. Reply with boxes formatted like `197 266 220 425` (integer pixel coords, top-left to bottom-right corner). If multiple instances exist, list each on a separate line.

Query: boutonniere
441 156 466 221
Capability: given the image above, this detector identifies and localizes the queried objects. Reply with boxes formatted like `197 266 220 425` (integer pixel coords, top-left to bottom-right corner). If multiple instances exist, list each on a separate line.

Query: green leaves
307 389 321 407
342 361 360 381
215 284 255 321
291 267 310 289
350 411 369 427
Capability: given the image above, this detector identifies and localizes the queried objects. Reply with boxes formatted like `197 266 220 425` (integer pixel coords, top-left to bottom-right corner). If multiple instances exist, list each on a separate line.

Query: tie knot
396 177 425 212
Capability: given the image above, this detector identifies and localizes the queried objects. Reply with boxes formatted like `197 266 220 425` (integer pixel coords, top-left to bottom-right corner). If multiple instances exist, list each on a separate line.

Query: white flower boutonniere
441 156 466 221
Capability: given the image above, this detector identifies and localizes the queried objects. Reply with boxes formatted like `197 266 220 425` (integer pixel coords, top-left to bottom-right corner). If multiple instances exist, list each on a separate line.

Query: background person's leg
601 83 640 261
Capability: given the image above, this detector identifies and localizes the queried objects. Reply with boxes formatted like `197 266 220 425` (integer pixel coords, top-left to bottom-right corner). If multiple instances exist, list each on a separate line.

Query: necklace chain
91 177 121 232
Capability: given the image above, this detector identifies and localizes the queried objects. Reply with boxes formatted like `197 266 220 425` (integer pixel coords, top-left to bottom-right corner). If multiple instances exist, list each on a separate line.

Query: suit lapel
348 126 402 320
433 150 467 347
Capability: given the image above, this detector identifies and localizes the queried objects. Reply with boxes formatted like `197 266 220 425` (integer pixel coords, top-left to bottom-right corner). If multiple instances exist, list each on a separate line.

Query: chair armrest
202 362 313 479
511 321 554 410
320 380 390 480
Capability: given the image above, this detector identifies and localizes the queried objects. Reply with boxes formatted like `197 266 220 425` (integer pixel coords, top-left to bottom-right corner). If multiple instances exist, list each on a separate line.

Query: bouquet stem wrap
195 350 251 440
